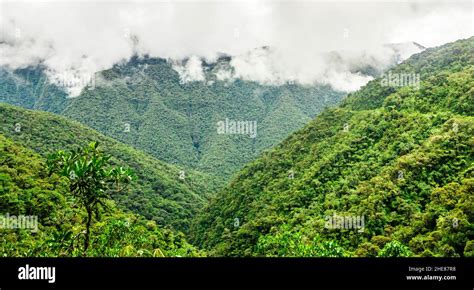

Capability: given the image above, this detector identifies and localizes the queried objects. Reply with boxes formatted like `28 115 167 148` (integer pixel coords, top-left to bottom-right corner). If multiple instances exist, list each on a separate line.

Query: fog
1 0 472 95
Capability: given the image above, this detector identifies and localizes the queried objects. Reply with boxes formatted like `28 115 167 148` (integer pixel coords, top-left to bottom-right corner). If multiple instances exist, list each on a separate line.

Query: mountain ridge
0 42 423 179
0 102 221 232
191 36 474 257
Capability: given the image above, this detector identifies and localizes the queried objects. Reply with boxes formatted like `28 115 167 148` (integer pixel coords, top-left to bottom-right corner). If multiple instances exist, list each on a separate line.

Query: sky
0 0 473 95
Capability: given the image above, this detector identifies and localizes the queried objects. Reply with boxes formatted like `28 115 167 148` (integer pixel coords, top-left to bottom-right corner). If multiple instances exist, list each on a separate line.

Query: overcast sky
0 0 472 95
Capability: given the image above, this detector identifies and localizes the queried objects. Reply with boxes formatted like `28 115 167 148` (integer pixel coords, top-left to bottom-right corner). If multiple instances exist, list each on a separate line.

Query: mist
0 0 472 95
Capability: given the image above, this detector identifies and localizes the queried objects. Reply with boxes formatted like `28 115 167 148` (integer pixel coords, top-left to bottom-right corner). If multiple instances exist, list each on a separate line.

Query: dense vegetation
46 141 136 254
0 104 221 233
0 135 201 257
0 66 70 114
191 37 474 257
1 38 472 258
0 56 344 179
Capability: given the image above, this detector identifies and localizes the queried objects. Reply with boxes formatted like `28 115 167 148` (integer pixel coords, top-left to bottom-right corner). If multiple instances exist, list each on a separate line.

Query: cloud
173 55 205 83
215 68 234 82
215 42 420 90
0 0 472 95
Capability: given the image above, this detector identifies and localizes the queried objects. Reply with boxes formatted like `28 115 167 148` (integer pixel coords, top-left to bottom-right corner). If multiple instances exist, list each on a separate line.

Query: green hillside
0 103 221 232
0 134 201 257
0 66 70 114
191 37 474 257
0 56 344 179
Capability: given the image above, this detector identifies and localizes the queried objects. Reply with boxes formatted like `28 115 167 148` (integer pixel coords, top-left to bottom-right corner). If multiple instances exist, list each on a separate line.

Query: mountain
0 66 70 114
0 134 201 257
0 103 221 232
191 37 474 257
0 55 345 179
0 42 424 180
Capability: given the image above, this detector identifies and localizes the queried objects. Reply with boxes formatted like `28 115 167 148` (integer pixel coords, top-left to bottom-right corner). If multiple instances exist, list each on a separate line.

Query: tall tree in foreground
47 142 135 255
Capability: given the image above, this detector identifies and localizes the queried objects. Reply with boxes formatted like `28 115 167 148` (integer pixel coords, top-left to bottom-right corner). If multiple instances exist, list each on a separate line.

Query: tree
378 241 413 257
47 142 135 255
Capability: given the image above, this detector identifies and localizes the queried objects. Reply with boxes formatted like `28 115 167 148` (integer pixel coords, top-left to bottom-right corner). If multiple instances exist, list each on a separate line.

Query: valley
1 36 472 258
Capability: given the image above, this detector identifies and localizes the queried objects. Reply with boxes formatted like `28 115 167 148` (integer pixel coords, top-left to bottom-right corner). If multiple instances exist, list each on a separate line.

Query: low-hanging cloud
0 0 472 96
173 55 205 83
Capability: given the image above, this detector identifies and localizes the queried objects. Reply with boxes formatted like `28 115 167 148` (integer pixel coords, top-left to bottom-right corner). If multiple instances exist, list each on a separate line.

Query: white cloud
323 70 374 92
214 68 233 82
0 0 472 94
173 55 205 83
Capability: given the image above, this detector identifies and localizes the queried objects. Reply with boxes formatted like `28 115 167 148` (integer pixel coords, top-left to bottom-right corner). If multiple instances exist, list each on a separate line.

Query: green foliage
47 142 135 254
256 225 347 257
2 37 473 258
378 241 413 257
0 56 344 179
0 104 221 232
0 135 201 257
192 37 474 257
0 66 69 114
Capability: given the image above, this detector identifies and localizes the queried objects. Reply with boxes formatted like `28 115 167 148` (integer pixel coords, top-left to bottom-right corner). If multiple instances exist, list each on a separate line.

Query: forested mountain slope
191 37 474 257
0 103 221 232
0 56 344 179
0 134 201 257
